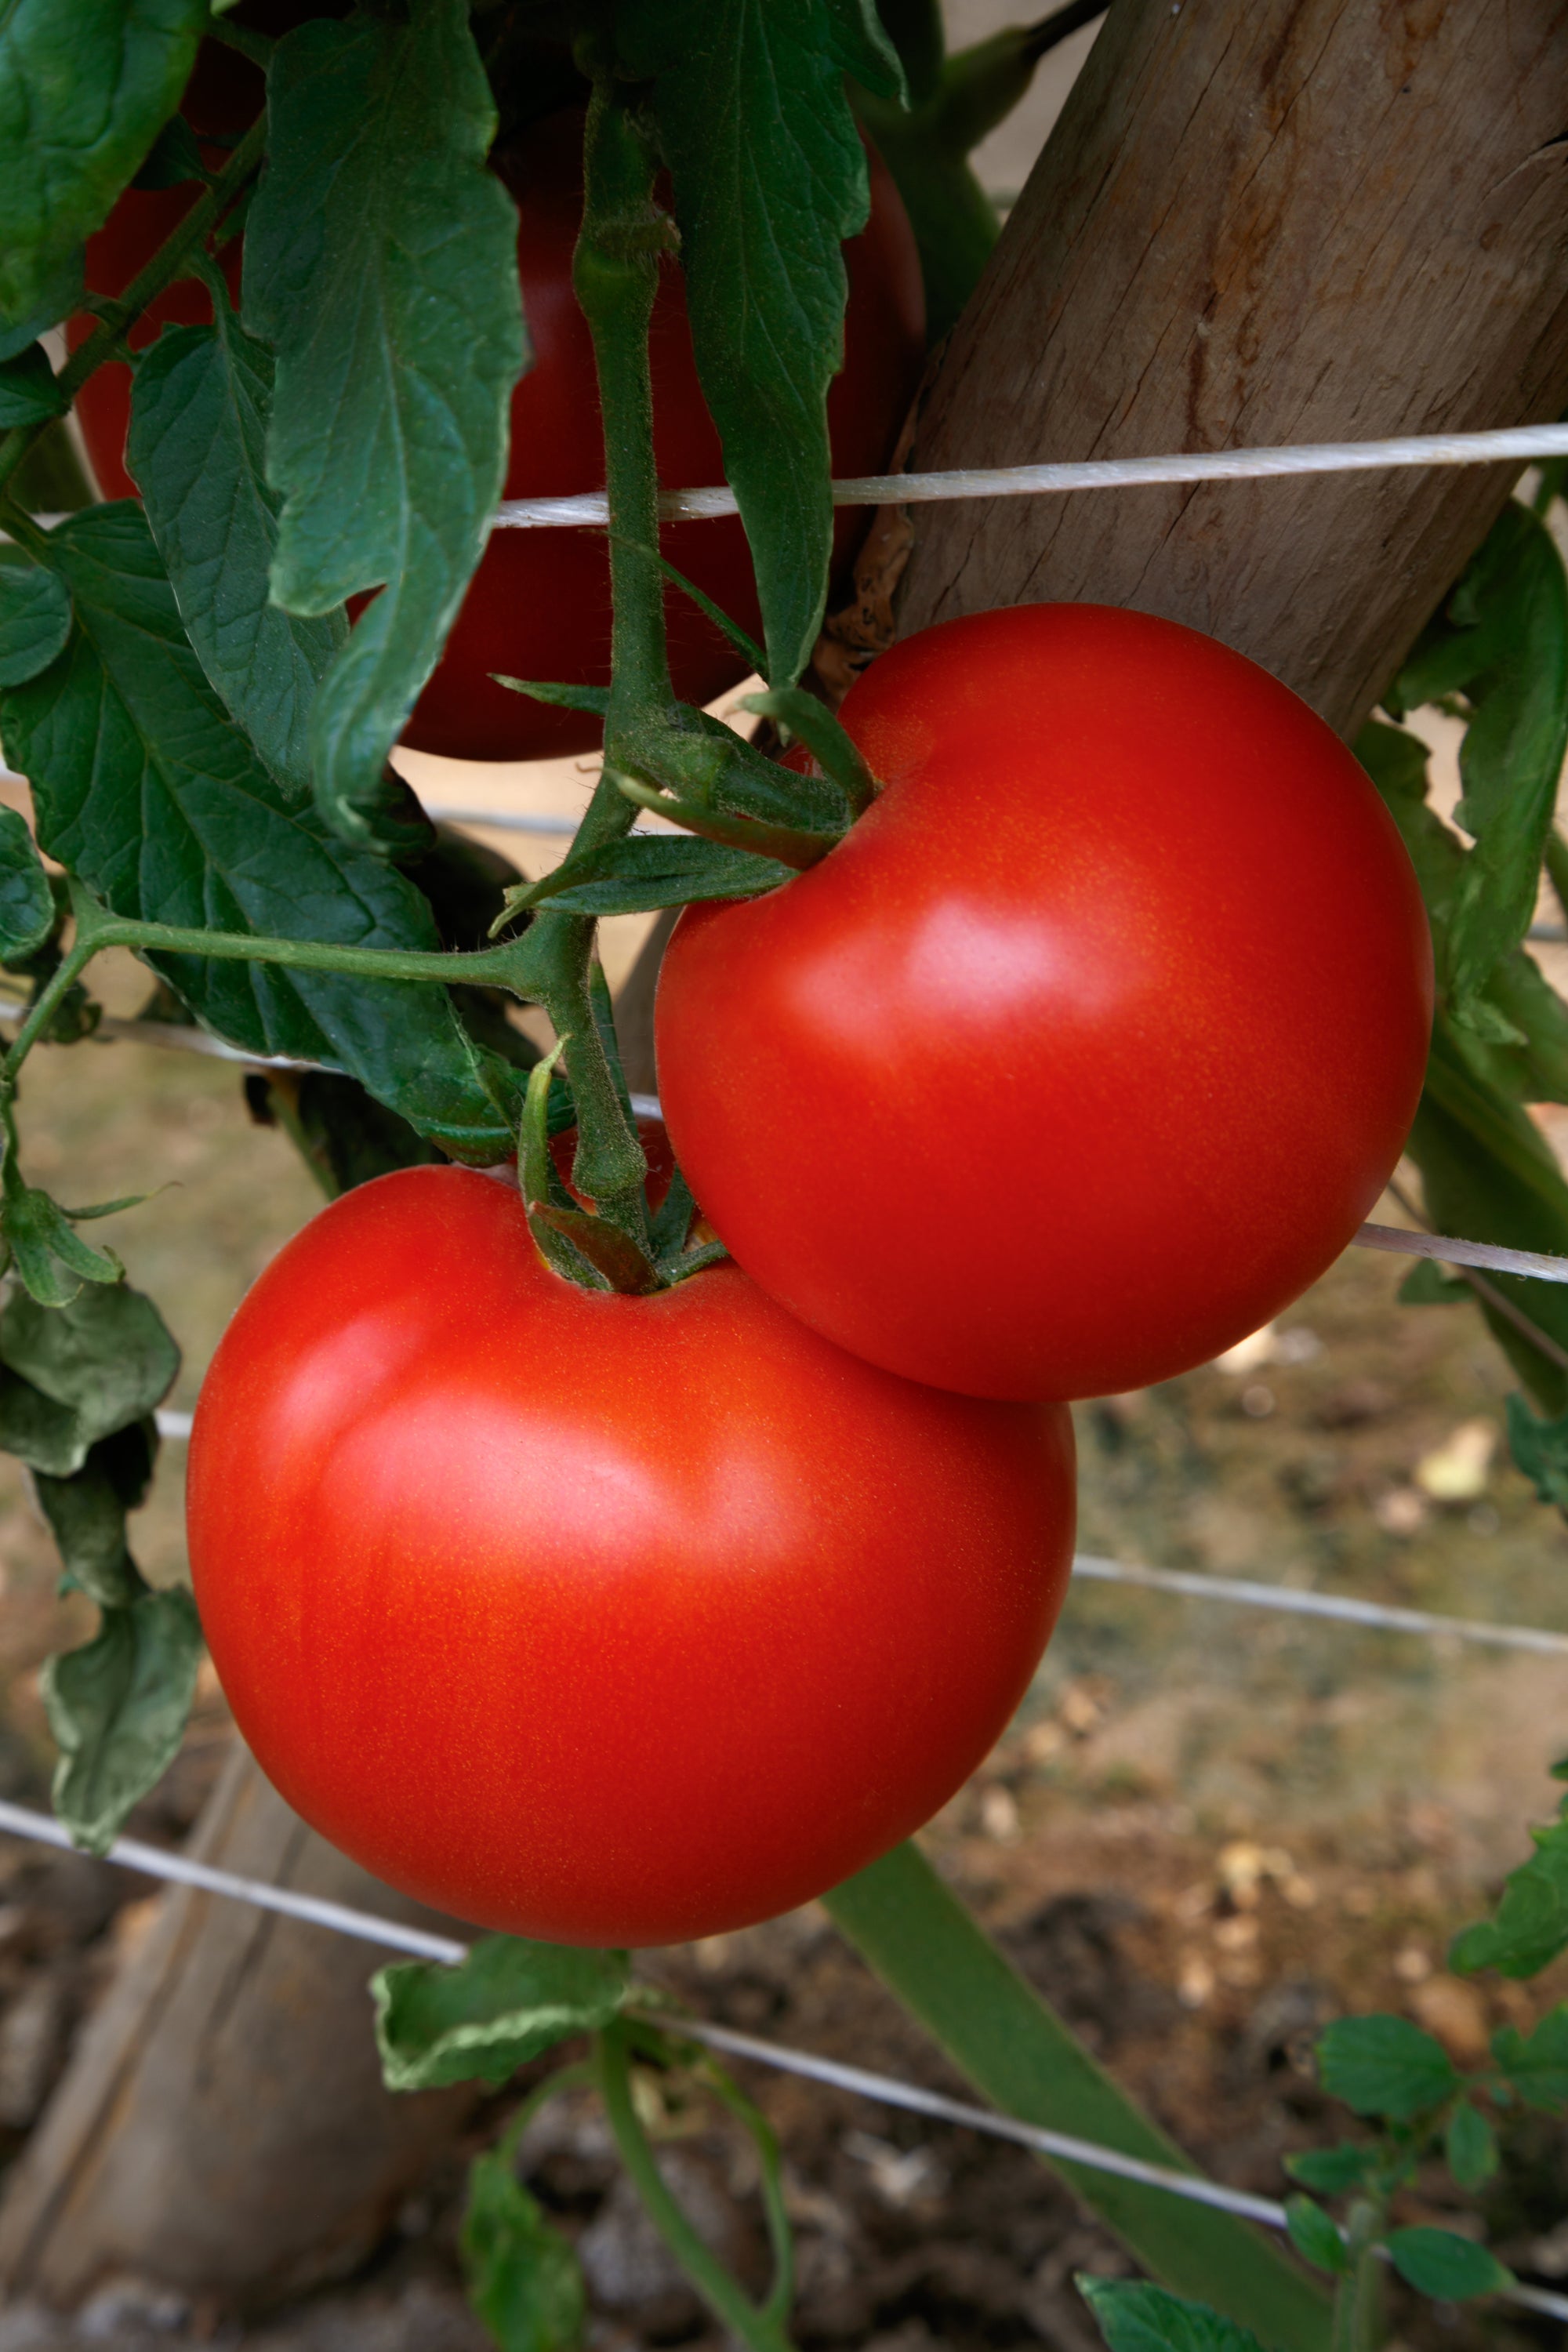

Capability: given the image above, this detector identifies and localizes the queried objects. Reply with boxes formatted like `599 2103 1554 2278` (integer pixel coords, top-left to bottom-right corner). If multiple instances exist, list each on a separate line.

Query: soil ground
0 938 1560 2347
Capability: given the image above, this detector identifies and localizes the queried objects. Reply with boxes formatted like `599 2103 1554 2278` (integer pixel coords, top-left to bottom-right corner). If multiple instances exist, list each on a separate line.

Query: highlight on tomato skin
652 601 1436 1406
185 1164 1077 1948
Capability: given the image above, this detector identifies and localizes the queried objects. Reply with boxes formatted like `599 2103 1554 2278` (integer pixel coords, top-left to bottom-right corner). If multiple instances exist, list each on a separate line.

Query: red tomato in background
401 112 925 762
187 1166 1076 1947
654 604 1434 1405
74 99 925 761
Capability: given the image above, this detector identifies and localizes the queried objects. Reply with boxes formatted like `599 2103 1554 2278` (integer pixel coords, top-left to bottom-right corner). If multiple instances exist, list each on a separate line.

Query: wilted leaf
373 1935 629 2092
462 2150 586 2352
42 1584 201 1853
33 1419 159 1610
0 1276 178 1474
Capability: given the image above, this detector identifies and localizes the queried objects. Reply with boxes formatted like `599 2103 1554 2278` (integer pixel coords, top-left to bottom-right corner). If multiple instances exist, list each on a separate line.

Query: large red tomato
186 1166 1075 1947
401 111 925 762
654 604 1435 1404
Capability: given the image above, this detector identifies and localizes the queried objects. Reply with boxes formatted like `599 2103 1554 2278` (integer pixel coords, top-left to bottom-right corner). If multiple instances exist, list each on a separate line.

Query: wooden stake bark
897 0 1568 733
0 1744 476 2310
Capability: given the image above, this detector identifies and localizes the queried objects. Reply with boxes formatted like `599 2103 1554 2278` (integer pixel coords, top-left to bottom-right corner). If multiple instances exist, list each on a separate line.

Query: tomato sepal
612 772 839 873
491 675 610 717
739 686 879 817
516 832 798 918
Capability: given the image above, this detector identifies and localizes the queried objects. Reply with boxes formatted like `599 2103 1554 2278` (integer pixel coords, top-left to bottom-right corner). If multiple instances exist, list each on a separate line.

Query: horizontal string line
1069 1556 1568 1655
492 422 1568 531
0 1793 1555 2320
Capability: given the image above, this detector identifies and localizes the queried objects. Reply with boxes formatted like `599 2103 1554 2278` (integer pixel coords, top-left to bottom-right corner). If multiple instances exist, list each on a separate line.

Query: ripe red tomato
187 1166 1075 1946
401 111 925 762
654 604 1435 1404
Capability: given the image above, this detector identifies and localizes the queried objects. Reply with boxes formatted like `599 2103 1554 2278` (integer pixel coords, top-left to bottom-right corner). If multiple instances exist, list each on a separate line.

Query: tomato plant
71 103 924 764
655 604 1436 1402
186 1162 1076 1947
405 111 924 762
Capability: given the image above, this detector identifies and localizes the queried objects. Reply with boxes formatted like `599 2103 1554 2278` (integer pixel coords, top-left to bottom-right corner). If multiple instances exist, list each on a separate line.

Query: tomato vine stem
593 2022 796 2352
500 55 681 1245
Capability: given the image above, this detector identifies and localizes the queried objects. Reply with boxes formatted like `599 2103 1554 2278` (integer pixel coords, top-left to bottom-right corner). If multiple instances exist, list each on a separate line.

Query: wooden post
897 0 1568 733
0 1745 476 2310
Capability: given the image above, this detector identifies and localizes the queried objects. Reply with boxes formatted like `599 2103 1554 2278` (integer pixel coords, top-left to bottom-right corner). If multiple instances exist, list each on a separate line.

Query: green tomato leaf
372 1935 630 2093
243 0 526 848
1443 2097 1499 2189
1507 1389 1568 1515
127 294 348 799
0 0 207 340
461 2151 586 2352
42 1583 201 1855
0 507 514 1162
0 805 55 962
0 550 71 688
0 341 65 427
1283 2143 1374 2194
131 110 206 192
33 1419 158 1612
1385 2227 1514 2303
823 0 908 100
0 1275 179 1478
1452 1802 1568 1980
619 0 870 686
1491 2004 1568 2107
1391 505 1568 1019
1076 2278 1272 2352
1398 1258 1468 1305
527 831 797 916
1403 1013 1568 1412
1316 2015 1458 2121
1282 2194 1348 2276
1358 716 1568 1105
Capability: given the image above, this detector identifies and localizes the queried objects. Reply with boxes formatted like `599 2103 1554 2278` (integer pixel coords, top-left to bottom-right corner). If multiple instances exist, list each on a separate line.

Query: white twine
0 1790 1557 2319
492 422 1568 531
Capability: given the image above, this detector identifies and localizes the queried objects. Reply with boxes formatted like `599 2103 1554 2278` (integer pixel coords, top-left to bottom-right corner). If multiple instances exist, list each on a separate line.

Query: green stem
0 112 268 499
0 937 98 1088
594 2024 793 2352
508 60 677 1230
498 2058 597 2167
1331 2201 1386 2352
